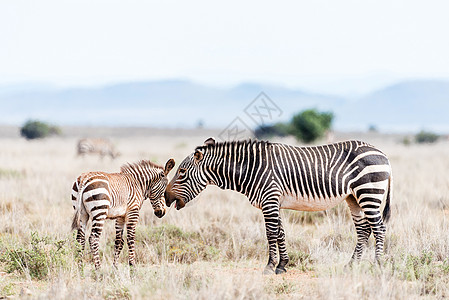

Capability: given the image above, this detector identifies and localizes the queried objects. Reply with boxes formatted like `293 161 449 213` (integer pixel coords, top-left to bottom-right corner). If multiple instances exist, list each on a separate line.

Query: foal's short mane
120 160 163 174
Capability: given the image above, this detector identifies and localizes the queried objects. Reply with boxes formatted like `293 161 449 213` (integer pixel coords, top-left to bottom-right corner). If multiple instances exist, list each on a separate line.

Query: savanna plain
0 127 449 299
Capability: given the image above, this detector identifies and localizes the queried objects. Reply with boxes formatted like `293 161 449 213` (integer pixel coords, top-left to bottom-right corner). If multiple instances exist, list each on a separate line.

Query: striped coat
165 138 392 274
71 159 175 268
77 138 119 159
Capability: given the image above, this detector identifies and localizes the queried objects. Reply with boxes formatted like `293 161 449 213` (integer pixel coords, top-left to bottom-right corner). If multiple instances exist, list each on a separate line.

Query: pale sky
1 0 449 95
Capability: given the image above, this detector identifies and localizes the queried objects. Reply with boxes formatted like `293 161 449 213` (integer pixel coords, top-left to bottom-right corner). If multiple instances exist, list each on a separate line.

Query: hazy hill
0 80 343 128
341 80 449 131
0 79 448 132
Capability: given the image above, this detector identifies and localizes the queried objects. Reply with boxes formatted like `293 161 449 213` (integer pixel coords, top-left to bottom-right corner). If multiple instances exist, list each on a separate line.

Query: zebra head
148 158 175 218
165 138 216 210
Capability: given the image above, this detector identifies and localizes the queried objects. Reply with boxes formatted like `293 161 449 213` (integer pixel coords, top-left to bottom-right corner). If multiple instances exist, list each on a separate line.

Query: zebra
165 138 392 274
71 158 175 269
77 138 120 159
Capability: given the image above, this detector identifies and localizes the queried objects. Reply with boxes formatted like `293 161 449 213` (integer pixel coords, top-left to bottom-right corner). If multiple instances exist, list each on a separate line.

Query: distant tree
20 120 61 140
415 130 439 144
368 124 378 132
254 122 291 139
290 109 333 143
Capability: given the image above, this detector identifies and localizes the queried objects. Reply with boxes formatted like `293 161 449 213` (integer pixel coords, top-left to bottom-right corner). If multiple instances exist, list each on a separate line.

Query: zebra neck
206 141 270 195
128 174 150 196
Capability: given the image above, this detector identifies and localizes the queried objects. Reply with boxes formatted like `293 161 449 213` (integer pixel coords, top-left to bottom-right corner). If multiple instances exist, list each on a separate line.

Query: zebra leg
113 217 126 267
126 210 139 267
88 211 107 269
76 229 85 247
356 196 386 262
346 195 371 263
275 215 289 274
262 201 281 275
366 213 386 262
76 224 87 251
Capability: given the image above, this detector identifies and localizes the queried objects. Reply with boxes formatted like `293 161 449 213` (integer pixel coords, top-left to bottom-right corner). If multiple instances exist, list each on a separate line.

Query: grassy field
1 129 449 299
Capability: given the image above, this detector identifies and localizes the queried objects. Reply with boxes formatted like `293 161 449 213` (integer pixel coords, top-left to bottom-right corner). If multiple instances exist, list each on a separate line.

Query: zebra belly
279 193 348 211
107 205 127 219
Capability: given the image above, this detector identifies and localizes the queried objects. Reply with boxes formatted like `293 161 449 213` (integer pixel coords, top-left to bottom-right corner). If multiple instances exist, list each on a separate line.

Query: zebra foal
165 138 392 274
71 159 175 269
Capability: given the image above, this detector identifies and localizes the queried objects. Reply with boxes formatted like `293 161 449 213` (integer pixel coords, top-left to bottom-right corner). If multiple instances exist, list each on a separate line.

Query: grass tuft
136 224 221 264
288 250 314 271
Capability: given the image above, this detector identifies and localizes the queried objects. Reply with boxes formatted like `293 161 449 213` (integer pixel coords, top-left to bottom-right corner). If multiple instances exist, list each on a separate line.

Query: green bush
253 109 334 143
290 109 333 143
20 120 61 140
0 232 71 280
254 122 291 139
415 130 439 144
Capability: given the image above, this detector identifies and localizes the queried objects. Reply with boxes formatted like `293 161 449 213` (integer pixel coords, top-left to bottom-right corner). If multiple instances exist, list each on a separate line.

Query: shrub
0 232 71 280
254 123 291 139
290 109 333 143
415 131 439 144
20 120 61 140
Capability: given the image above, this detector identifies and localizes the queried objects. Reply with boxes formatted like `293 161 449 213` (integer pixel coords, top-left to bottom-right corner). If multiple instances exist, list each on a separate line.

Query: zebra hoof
263 265 275 275
275 267 287 275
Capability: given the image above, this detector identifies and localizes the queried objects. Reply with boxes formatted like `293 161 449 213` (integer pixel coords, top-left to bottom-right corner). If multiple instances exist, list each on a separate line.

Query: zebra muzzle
154 209 165 218
165 190 185 210
175 199 185 210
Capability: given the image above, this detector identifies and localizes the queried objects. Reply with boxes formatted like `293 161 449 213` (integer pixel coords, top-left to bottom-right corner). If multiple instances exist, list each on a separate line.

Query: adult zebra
71 159 175 269
77 138 120 159
165 138 392 274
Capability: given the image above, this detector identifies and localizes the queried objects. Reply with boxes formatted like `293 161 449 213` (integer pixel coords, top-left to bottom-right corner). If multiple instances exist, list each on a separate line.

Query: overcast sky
1 0 449 95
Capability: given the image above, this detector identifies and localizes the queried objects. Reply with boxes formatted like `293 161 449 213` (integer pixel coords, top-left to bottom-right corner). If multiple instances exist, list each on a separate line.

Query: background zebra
71 159 175 269
77 138 120 159
165 138 392 274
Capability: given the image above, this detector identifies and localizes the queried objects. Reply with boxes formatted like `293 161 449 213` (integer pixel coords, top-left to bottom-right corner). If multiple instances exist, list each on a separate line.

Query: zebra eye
179 168 187 175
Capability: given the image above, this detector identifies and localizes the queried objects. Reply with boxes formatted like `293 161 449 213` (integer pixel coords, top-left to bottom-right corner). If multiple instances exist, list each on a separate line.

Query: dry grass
1 131 449 299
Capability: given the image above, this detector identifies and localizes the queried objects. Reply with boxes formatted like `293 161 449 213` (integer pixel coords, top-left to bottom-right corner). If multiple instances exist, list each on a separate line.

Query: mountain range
0 79 448 133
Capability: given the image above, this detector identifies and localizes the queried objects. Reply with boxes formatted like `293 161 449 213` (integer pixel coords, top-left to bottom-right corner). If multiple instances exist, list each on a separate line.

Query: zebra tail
71 181 83 231
71 208 81 231
382 172 393 223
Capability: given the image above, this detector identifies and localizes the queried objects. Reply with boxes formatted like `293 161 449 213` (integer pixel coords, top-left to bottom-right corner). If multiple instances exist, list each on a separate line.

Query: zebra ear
204 137 215 146
194 149 204 161
164 158 175 175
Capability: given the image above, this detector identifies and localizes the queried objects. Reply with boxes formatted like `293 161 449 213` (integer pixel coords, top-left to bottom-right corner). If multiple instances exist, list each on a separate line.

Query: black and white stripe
71 159 175 269
77 138 120 159
165 138 392 274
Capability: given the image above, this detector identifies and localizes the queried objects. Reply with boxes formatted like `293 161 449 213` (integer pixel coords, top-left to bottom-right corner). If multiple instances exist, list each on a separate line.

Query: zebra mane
195 139 269 152
120 160 163 174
